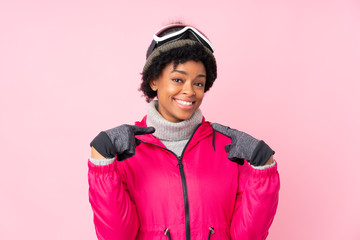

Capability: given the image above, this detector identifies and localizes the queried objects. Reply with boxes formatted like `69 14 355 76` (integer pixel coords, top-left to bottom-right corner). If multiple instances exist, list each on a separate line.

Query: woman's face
150 60 206 123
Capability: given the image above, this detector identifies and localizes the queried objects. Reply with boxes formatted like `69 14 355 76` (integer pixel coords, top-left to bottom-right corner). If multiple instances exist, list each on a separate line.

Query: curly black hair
140 42 217 102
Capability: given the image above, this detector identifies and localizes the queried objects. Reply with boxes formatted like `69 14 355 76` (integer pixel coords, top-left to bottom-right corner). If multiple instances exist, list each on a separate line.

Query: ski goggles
146 24 215 59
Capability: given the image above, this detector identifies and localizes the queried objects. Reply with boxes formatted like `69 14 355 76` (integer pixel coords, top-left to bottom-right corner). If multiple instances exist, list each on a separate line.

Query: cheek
196 90 205 100
158 85 179 98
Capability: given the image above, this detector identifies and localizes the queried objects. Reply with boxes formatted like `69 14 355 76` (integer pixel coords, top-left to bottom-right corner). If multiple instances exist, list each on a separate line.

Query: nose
182 81 195 96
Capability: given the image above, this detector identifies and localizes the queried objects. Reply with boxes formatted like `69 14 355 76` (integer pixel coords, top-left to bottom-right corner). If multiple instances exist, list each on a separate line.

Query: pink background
1 0 359 239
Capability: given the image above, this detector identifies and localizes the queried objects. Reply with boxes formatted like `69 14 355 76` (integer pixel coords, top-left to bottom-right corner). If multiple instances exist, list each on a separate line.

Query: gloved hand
212 123 274 166
90 124 155 161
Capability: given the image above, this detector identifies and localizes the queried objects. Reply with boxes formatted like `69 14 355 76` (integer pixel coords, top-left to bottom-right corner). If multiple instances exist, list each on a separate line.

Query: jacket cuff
249 161 278 177
251 160 276 170
89 156 115 166
88 158 118 176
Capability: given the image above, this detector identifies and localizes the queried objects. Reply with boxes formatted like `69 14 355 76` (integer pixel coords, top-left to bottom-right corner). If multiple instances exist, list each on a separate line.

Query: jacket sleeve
230 161 280 240
88 159 140 240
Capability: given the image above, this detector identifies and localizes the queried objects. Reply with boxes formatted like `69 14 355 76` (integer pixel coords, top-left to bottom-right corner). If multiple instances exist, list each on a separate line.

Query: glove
90 124 155 161
212 123 274 166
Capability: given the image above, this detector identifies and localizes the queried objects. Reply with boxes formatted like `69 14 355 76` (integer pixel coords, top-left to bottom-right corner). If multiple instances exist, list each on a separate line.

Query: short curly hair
140 25 217 102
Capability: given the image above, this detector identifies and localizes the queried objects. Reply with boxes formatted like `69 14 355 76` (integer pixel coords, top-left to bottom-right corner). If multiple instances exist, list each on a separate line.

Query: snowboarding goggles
146 24 214 58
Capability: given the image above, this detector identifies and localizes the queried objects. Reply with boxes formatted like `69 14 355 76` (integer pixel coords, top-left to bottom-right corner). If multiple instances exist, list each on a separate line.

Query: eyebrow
172 69 206 78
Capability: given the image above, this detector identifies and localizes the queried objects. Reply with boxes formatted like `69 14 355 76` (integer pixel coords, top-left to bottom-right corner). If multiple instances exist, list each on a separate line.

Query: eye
172 78 182 83
194 82 205 87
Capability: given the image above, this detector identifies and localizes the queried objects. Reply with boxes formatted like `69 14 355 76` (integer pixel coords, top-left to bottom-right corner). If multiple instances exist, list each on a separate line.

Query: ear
149 79 158 91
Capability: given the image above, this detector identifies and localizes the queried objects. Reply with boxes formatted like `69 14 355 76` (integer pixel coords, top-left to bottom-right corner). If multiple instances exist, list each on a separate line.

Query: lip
173 98 195 110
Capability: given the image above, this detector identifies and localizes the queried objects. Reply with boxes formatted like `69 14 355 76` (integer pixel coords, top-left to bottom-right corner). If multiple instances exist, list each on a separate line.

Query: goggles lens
146 24 214 58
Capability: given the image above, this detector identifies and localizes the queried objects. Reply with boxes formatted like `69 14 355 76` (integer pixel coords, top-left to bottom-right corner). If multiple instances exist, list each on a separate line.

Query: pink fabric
88 116 280 239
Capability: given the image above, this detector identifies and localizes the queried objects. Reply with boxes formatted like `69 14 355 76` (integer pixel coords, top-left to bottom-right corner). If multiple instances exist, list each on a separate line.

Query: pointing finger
132 126 156 135
212 123 233 138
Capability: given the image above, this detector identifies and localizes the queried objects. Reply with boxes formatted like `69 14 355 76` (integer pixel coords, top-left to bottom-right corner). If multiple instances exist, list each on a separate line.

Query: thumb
132 126 155 135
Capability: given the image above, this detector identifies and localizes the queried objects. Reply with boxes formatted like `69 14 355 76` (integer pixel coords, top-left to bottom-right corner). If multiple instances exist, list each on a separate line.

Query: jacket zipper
138 123 201 240
177 156 190 240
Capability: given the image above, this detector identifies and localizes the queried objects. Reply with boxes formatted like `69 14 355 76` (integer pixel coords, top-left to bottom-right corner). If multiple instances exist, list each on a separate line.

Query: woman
88 23 280 240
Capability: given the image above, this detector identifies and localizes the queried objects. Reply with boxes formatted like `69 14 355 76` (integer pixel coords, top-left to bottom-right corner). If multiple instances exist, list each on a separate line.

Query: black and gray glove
90 124 155 161
212 123 274 166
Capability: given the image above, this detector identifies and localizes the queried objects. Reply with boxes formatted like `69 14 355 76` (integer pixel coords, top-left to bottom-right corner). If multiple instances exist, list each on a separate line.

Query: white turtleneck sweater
89 100 275 169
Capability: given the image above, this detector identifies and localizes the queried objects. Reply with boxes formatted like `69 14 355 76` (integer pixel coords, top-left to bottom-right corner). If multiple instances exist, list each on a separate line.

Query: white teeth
176 99 193 106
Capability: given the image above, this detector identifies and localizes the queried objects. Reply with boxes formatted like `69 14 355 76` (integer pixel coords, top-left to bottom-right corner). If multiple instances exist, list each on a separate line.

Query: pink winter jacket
88 116 280 240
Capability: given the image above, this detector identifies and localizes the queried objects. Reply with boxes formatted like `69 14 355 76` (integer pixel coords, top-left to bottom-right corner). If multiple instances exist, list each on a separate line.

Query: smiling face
150 60 206 123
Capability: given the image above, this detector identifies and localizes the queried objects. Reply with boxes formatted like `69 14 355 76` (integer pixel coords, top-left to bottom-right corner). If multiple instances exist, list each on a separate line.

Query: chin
176 112 194 121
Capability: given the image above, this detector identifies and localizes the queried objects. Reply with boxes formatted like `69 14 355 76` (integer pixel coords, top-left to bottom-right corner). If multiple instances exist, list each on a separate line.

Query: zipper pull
164 228 171 240
177 158 184 169
208 227 215 240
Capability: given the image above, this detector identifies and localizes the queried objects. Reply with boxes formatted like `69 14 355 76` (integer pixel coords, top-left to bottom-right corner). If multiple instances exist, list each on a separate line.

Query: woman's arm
230 157 280 240
88 147 140 240
88 125 154 239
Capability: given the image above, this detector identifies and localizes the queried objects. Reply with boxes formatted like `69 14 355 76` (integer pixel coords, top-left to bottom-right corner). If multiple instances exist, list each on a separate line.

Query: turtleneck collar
146 100 203 141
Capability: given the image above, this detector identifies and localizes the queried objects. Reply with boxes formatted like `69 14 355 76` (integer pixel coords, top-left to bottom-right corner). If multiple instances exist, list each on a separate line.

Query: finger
227 150 238 160
211 123 232 138
132 126 156 135
123 145 136 158
117 153 132 161
229 157 244 165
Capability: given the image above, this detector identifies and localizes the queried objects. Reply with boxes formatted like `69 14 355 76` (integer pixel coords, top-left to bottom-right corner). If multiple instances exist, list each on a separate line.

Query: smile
174 99 195 110
175 99 193 106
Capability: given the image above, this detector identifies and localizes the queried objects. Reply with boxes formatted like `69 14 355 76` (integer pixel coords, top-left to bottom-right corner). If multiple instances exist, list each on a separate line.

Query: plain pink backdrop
1 0 359 239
